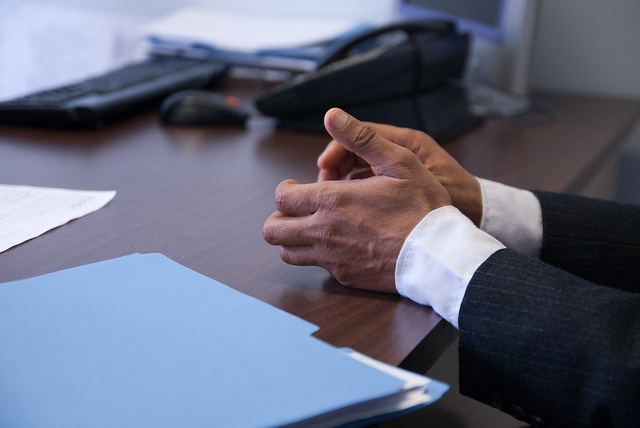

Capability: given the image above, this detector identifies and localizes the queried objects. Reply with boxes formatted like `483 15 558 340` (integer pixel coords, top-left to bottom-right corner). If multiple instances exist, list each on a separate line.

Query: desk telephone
256 20 481 141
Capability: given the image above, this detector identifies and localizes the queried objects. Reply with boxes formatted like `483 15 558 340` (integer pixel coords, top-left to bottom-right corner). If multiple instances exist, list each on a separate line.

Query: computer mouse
160 89 249 126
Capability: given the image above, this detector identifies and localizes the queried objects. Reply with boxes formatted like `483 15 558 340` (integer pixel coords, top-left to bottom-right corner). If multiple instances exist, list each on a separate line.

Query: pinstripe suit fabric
458 192 640 428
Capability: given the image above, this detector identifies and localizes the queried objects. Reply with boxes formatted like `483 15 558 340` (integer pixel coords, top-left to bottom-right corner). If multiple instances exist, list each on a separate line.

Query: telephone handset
255 19 470 120
315 19 455 68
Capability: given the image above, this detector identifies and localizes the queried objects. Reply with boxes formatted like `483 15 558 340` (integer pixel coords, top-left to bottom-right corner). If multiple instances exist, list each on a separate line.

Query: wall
530 0 640 201
530 0 640 99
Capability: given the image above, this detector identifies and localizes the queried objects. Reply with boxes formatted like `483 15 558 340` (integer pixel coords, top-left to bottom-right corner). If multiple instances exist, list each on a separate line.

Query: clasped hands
263 108 482 294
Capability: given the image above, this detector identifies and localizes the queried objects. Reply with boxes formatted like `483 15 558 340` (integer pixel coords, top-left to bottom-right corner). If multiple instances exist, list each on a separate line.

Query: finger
317 140 352 173
263 211 313 246
317 141 352 181
366 122 447 170
367 122 430 152
317 140 369 181
273 179 312 215
318 167 340 182
279 245 319 266
346 168 374 180
323 108 421 179
274 179 337 215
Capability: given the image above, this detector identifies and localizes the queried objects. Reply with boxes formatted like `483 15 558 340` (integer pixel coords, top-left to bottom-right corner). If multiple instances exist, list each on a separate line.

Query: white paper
285 349 448 427
144 6 363 53
0 185 116 253
0 1 145 102
342 349 431 391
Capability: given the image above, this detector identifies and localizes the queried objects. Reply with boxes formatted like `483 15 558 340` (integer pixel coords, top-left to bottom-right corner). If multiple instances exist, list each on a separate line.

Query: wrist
450 174 483 227
395 205 504 328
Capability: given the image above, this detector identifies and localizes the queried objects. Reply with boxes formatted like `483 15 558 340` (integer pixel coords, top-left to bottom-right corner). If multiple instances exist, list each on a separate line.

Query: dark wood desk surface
1 83 638 372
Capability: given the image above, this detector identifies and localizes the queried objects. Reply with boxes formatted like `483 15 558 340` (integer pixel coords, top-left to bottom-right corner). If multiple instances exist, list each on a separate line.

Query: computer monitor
397 0 540 115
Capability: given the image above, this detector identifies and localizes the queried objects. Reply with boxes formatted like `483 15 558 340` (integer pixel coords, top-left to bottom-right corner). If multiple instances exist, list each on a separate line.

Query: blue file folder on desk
0 253 447 427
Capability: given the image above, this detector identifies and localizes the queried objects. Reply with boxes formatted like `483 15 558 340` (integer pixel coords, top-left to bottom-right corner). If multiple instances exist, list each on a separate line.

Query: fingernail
330 109 349 130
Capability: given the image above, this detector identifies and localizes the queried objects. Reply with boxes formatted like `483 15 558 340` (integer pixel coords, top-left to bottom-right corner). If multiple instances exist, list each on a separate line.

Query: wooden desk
1 84 638 373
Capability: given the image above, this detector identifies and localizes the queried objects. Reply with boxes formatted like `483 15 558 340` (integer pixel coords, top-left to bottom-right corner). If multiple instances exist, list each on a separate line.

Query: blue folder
0 253 447 427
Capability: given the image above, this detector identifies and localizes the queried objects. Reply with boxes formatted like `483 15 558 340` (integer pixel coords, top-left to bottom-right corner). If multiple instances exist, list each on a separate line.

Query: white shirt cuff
395 205 504 328
478 178 543 258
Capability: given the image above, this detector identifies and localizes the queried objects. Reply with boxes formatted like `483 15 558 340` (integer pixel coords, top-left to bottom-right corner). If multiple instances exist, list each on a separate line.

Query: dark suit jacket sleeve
534 191 640 292
458 192 640 428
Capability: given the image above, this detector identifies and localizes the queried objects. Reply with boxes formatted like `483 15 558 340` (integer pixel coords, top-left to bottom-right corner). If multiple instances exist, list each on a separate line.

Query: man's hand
263 108 451 294
318 119 482 226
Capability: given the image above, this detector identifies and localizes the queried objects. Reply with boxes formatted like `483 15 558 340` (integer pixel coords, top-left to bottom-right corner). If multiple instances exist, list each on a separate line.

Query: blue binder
0 253 447 427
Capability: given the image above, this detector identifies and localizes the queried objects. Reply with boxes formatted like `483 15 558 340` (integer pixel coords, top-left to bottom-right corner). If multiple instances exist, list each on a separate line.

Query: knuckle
321 187 343 210
322 183 355 212
317 226 336 245
279 247 294 264
262 223 277 243
303 216 333 246
274 187 287 210
353 124 377 150
397 149 418 168
274 179 296 211
389 146 421 176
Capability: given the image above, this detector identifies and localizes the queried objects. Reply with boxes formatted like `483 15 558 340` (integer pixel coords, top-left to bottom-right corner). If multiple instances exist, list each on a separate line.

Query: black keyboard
0 56 229 129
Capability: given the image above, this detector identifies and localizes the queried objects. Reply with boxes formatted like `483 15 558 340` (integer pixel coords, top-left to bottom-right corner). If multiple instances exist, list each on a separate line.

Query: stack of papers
144 6 363 53
0 253 447 427
143 6 369 71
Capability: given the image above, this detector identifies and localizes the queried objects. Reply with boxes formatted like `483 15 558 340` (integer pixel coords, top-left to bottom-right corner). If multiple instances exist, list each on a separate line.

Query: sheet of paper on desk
0 185 116 253
0 253 448 427
143 6 364 53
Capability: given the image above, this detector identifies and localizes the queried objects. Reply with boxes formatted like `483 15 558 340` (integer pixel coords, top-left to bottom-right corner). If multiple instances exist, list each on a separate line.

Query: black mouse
160 89 249 126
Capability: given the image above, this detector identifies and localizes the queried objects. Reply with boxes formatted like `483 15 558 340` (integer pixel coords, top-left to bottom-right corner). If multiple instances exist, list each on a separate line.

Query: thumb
323 108 419 179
